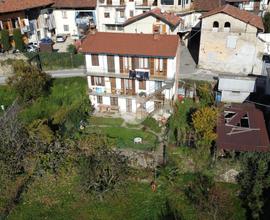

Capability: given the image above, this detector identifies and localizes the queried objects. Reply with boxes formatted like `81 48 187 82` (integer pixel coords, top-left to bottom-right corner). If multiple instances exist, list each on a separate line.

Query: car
40 37 53 44
28 42 39 48
12 49 20 54
26 45 38 52
71 34 84 40
56 34 67 43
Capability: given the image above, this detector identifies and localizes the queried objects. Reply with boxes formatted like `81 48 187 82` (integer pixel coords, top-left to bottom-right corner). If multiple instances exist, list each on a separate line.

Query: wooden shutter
101 77 105 86
107 55 115 72
91 54 99 66
91 76 95 86
119 56 124 73
132 79 135 95
162 24 166 34
163 58 167 76
110 77 116 89
121 78 125 94
139 80 146 90
150 58 155 76
132 57 139 69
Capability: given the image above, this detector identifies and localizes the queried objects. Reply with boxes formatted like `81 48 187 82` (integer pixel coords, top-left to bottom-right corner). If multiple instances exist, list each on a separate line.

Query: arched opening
213 21 219 28
224 22 231 32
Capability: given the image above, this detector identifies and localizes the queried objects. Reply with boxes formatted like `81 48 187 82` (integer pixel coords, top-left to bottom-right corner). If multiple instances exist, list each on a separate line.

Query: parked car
28 42 39 48
56 34 67 43
12 49 20 54
26 45 38 52
40 37 54 44
71 34 84 40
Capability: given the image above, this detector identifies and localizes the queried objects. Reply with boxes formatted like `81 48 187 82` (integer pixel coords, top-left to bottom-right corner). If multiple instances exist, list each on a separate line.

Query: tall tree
263 12 270 33
238 152 270 219
0 29 11 51
13 28 24 51
7 61 51 102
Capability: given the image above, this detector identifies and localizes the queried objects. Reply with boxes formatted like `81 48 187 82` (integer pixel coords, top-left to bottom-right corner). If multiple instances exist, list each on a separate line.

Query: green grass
0 85 17 111
86 126 157 151
20 77 87 124
89 116 124 126
142 117 161 133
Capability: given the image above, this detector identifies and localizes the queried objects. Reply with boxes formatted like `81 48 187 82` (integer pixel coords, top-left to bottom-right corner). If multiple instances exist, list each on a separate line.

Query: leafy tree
0 29 11 51
197 82 214 105
263 12 270 33
7 61 51 102
238 152 270 219
78 134 129 195
67 44 77 54
0 102 31 176
192 106 218 148
13 28 24 51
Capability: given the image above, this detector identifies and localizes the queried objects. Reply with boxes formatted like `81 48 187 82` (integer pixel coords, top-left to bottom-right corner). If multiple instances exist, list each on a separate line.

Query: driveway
179 44 218 82
53 36 74 52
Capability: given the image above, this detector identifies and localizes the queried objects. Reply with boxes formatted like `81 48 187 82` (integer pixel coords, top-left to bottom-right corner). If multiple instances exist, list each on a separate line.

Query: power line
245 100 270 108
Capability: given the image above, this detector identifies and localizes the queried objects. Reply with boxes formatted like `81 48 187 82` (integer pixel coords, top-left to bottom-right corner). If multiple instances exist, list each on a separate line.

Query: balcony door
121 79 135 95
107 55 115 72
110 77 116 94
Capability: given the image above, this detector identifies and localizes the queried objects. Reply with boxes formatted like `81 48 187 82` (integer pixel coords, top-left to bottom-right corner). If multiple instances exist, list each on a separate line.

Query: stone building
198 4 265 75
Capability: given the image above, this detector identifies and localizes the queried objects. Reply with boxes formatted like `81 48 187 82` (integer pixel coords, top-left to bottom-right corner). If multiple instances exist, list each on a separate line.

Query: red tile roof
81 32 179 57
0 0 54 13
217 103 270 152
53 0 96 8
201 4 264 31
194 0 226 11
123 8 182 28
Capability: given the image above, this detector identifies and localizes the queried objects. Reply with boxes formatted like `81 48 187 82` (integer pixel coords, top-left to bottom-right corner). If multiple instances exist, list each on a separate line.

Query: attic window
240 114 249 128
212 21 219 32
224 111 236 123
224 22 231 32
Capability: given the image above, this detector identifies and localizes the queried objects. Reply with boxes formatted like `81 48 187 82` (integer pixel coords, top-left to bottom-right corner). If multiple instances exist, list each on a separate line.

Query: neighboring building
217 103 270 153
226 0 269 14
0 0 55 43
53 0 96 36
123 8 182 34
96 0 155 32
81 32 180 118
156 0 192 13
198 4 265 75
217 75 256 103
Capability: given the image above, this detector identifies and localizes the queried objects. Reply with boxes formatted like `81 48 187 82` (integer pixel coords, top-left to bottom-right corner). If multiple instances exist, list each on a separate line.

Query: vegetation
142 117 161 133
25 52 85 70
67 44 77 54
7 61 51 102
0 29 11 51
13 29 24 52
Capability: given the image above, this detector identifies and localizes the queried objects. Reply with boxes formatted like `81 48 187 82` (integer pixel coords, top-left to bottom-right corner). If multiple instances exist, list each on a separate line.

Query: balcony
85 71 173 83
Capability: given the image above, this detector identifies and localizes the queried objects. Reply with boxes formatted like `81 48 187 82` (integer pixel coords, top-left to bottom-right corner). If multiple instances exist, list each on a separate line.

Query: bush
13 28 24 51
196 82 214 105
67 44 77 54
142 117 161 133
7 61 52 102
0 29 11 51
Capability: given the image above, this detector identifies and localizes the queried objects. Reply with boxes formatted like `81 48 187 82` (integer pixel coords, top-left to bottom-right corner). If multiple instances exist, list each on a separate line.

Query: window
91 76 105 86
224 22 231 32
186 0 188 4
62 11 67 19
107 0 112 5
120 10 125 18
139 80 146 90
106 25 116 31
91 54 99 66
120 0 125 5
213 21 219 28
130 10 134 17
161 0 174 5
227 36 237 49
63 25 69 32
104 12 110 18
110 97 118 106
97 96 103 104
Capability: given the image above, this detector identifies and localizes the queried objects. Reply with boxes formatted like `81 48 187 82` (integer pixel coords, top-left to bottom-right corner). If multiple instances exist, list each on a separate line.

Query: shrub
67 44 77 54
7 61 52 102
13 28 24 51
142 117 161 133
0 29 11 51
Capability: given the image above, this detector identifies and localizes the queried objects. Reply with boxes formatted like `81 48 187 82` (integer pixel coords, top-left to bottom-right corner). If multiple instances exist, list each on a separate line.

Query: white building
123 8 182 34
157 0 192 12
81 32 180 117
53 0 96 36
218 75 256 103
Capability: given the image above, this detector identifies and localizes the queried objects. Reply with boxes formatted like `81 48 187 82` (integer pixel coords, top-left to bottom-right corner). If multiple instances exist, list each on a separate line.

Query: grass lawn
0 85 17 112
86 126 157 151
89 116 124 127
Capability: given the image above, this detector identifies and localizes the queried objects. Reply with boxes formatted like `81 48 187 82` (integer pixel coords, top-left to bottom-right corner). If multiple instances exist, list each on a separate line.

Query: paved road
0 69 86 85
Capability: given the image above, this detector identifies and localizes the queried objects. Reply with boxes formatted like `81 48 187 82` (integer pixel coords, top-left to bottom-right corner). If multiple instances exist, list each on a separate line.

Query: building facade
81 32 180 118
199 4 265 75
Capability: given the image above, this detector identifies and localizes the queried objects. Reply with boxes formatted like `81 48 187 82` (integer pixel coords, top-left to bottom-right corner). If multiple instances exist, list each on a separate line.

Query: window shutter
119 56 124 73
150 58 155 75
91 76 95 85
163 58 167 76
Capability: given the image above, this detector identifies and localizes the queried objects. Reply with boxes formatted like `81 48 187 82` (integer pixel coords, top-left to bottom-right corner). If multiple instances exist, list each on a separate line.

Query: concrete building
157 0 192 13
52 0 96 36
81 32 180 118
198 4 265 75
0 0 55 44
